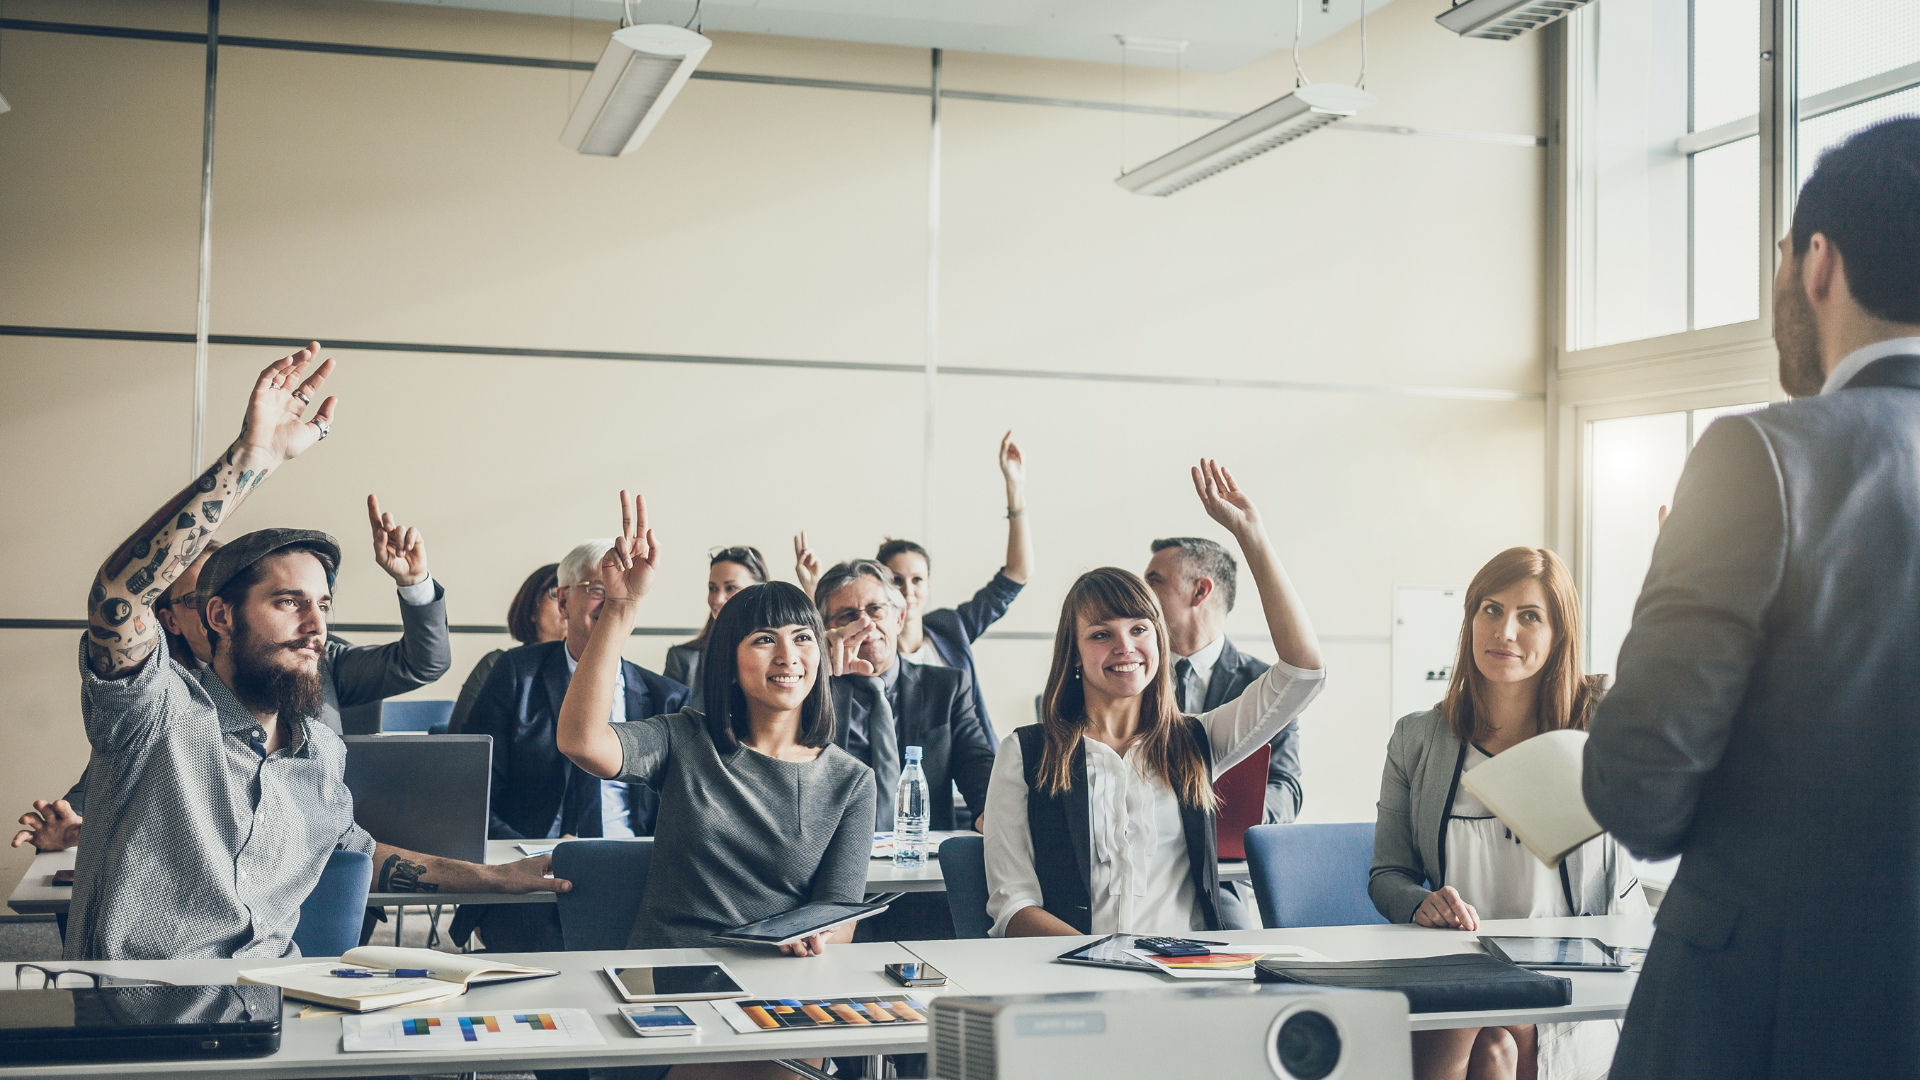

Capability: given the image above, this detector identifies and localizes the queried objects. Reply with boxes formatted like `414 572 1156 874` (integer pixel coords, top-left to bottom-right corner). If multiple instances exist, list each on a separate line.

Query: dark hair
505 563 560 646
700 582 837 753
1150 536 1239 613
876 539 929 573
205 542 338 655
1791 117 1920 323
1439 547 1602 743
1037 567 1217 810
685 547 771 648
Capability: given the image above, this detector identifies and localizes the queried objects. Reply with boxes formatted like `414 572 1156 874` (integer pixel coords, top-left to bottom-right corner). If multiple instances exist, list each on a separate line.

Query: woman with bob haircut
983 460 1326 938
557 493 876 965
1370 546 1645 1080
664 545 771 711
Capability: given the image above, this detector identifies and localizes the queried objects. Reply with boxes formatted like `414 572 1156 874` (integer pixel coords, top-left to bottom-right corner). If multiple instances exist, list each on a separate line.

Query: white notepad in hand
1458 729 1603 868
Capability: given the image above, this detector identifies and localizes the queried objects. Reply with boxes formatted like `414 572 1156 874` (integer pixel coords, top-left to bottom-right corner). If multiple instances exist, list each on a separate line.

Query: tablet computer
603 964 749 1003
1479 936 1630 971
711 901 892 947
1055 934 1169 973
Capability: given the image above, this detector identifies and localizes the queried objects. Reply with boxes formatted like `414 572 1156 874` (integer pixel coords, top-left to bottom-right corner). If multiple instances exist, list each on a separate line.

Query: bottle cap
904 745 922 762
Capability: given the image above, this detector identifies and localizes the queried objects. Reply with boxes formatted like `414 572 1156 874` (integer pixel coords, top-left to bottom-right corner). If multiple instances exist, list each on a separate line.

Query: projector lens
1275 1011 1341 1080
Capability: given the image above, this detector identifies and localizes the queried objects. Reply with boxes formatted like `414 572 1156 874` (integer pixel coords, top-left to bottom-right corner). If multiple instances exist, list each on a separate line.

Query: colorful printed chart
342 1008 606 1052
713 994 930 1036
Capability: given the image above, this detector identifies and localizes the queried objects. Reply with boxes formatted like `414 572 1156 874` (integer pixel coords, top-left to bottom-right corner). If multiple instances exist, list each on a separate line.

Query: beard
228 610 325 724
1775 262 1827 397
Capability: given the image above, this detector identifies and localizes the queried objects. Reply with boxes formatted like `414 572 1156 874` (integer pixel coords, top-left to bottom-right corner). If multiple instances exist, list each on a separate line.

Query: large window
1796 2 1920 183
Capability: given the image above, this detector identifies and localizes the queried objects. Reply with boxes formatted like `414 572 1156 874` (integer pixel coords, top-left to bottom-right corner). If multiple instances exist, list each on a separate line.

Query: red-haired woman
983 460 1325 938
1371 547 1647 1080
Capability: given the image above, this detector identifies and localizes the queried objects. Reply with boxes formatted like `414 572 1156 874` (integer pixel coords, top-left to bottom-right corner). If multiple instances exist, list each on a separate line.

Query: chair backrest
1243 822 1388 928
1212 743 1272 860
381 699 456 733
293 848 374 958
939 834 992 939
553 839 653 951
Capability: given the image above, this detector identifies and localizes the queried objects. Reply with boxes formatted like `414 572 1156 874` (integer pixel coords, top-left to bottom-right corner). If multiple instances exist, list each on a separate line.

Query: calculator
1135 937 1224 957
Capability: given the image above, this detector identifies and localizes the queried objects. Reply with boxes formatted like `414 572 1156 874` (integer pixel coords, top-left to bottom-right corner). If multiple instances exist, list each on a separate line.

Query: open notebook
239 947 557 1012
1458 729 1603 868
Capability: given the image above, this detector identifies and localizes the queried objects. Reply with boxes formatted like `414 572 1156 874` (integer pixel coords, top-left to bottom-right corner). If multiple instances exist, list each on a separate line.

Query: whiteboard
1392 584 1467 723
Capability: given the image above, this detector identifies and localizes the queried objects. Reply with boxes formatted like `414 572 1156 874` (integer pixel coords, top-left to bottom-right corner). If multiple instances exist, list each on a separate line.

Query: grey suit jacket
1371 708 1633 925
829 661 995 831
1204 638 1305 822
1584 356 1920 1079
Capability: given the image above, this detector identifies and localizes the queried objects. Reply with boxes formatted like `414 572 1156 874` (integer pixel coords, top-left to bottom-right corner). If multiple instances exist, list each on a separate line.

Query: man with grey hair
1145 537 1306 820
453 538 689 950
816 559 995 834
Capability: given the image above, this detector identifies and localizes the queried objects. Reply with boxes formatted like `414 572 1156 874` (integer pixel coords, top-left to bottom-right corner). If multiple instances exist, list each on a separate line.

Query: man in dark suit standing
454 538 689 951
1585 118 1920 1079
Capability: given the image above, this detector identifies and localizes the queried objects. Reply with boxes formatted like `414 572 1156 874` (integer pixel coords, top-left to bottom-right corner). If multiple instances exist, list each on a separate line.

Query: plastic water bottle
895 746 930 868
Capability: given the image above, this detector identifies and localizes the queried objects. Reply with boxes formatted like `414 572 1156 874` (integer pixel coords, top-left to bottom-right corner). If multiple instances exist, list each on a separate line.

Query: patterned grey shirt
66 634 376 961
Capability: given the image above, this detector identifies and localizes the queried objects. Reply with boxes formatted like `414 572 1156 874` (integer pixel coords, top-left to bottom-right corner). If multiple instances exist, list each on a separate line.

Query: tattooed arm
369 843 570 896
85 344 339 680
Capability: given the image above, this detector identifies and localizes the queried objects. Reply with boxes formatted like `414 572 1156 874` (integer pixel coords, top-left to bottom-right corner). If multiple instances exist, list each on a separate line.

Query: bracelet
1006 507 1026 520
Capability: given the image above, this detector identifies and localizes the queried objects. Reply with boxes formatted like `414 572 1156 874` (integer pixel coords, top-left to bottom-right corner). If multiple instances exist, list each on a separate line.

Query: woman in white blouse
983 459 1326 938
1369 547 1646 1080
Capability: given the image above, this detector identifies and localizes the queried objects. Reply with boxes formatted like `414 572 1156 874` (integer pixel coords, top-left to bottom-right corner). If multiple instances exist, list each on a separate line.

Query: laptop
1213 743 1271 860
343 735 491 864
0 985 281 1064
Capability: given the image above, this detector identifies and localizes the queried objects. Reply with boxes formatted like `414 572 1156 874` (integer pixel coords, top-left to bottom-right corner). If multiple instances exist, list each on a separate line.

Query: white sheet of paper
1123 945 1333 980
515 842 561 856
341 1008 605 1052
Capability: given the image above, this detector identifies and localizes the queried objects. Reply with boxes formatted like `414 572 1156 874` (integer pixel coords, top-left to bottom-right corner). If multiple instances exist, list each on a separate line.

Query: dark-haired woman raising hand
982 461 1326 938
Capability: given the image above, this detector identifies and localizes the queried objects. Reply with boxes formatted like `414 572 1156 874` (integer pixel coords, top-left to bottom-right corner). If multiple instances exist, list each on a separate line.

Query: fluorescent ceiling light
1114 83 1376 197
1435 0 1595 41
560 24 711 158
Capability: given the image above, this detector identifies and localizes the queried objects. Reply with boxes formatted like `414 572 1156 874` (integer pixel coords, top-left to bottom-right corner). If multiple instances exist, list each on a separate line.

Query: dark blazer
462 640 689 841
1584 355 1920 1080
830 662 995 831
1205 638 1305 823
921 571 1023 740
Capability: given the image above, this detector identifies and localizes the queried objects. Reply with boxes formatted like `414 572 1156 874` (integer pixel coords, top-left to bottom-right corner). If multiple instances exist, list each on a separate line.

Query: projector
929 984 1411 1080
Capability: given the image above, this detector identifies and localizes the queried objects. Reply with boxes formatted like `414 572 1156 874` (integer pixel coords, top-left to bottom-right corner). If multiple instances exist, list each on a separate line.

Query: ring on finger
293 389 312 405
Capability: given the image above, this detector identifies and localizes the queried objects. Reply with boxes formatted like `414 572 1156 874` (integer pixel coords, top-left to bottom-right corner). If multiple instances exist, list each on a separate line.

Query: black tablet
1479 936 1630 971
712 901 892 946
1055 934 1165 973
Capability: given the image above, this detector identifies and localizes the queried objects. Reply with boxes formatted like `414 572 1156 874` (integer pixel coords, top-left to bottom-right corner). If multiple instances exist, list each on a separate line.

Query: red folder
1212 743 1271 860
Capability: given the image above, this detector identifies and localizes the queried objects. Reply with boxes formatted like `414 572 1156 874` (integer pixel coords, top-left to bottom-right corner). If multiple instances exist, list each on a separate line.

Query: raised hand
793 531 822 597
600 490 659 605
239 342 337 463
999 431 1026 492
10 799 81 852
367 495 429 586
826 616 878 677
1192 458 1261 536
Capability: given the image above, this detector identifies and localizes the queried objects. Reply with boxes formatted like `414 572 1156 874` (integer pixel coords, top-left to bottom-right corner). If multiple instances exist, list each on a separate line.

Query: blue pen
331 968 432 978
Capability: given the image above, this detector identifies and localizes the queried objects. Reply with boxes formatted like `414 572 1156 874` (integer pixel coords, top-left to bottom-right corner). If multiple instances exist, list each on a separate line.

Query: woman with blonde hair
983 460 1325 937
1370 546 1646 1080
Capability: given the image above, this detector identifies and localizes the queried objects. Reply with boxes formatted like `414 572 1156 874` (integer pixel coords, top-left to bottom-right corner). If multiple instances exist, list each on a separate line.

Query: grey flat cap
195 528 342 615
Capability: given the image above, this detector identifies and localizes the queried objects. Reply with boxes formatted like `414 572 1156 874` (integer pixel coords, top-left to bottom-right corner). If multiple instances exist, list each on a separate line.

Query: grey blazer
1370 708 1635 925
1584 355 1920 1079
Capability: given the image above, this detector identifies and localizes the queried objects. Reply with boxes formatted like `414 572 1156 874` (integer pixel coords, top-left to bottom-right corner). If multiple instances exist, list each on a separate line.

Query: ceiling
367 0 1396 72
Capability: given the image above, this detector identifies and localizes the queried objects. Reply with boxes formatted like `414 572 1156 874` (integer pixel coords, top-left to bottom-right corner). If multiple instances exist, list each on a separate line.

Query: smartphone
619 1004 700 1037
885 962 947 988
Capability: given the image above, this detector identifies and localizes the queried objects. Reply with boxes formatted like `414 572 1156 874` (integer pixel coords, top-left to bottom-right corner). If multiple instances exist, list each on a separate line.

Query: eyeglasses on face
566 582 607 601
827 602 896 628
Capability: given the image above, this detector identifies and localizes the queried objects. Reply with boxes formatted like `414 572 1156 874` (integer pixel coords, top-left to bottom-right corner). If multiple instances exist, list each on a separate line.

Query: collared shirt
1821 336 1920 395
559 647 632 838
1173 634 1228 711
67 635 376 961
900 640 947 667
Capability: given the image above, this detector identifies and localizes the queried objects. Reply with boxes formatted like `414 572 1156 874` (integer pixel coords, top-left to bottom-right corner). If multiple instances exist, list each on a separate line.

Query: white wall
0 0 1548 886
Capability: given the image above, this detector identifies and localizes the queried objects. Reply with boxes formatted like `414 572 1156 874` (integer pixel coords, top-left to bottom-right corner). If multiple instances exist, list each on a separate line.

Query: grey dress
612 710 876 949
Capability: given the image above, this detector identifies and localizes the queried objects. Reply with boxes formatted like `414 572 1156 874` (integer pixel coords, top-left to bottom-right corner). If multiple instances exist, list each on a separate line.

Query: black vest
1016 720 1222 934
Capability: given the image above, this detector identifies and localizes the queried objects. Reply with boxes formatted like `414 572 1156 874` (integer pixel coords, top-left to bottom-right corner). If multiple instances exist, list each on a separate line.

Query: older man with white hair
452 538 690 951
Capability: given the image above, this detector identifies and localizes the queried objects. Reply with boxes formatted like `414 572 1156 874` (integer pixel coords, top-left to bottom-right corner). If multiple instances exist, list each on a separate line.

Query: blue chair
1243 822 1389 928
380 700 456 733
553 840 653 951
293 849 374 957
939 834 992 939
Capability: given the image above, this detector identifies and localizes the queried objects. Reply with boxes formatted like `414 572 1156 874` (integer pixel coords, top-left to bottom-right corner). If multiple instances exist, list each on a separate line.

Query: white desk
0 943 951 1078
7 840 1250 913
900 914 1655 1032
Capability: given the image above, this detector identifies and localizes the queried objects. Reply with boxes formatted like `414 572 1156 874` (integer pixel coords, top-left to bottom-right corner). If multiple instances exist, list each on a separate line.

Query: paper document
240 947 556 1011
342 1008 605 1052
1126 947 1332 980
713 993 931 1035
517 842 561 856
1457 728 1603 868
